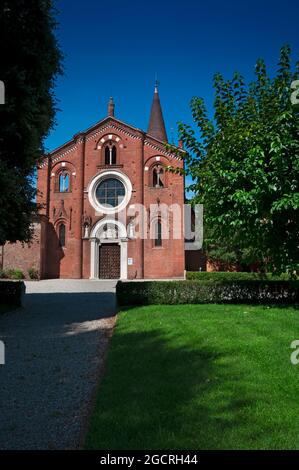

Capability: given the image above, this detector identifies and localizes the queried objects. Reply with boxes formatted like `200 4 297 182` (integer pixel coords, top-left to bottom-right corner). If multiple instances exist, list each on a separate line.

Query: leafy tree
0 1 62 244
179 46 299 273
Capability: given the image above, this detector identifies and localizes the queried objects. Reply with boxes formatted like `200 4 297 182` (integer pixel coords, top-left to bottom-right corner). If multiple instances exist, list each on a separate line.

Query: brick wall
35 117 186 280
1 215 47 279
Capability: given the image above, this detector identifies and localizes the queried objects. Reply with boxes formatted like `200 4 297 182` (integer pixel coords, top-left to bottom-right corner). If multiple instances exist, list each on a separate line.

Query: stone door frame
90 219 128 280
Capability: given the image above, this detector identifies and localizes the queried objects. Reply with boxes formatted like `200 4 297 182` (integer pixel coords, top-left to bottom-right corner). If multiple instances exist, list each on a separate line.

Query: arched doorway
90 219 128 279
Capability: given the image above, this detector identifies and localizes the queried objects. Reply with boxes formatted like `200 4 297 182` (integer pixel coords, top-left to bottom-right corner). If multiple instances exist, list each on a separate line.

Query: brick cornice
38 117 184 168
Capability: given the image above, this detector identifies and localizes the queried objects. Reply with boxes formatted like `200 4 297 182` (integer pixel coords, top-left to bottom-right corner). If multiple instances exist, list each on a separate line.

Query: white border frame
88 170 132 215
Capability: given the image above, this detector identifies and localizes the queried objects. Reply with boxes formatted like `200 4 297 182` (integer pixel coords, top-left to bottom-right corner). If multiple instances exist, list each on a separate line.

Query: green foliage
116 280 299 305
5 269 25 280
0 1 63 244
179 46 299 274
85 304 299 450
28 267 39 280
0 280 25 306
186 271 296 281
0 268 25 280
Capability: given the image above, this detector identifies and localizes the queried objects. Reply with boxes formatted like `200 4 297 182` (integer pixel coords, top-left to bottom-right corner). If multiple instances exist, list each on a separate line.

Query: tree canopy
179 45 299 273
0 0 62 244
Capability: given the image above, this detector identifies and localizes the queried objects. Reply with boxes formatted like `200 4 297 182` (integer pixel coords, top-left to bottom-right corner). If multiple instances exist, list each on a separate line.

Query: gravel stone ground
0 279 117 450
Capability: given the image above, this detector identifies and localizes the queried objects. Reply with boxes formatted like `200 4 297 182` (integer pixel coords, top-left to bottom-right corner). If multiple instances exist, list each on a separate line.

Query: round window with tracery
95 177 126 208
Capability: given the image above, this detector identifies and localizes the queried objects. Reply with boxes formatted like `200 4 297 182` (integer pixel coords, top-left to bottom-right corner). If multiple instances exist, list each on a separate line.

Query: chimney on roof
147 80 168 142
108 96 115 117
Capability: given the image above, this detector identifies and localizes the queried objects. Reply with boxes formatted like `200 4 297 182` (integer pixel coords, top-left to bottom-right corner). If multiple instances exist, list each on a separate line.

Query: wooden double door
99 243 121 279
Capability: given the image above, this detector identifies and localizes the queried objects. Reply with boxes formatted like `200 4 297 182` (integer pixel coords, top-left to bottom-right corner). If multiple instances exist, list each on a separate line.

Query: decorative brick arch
96 134 123 166
51 161 76 193
95 133 123 150
149 212 169 246
147 158 169 188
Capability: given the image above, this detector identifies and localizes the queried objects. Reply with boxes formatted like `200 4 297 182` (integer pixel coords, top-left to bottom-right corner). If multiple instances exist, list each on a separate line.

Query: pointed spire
108 96 115 117
147 80 168 142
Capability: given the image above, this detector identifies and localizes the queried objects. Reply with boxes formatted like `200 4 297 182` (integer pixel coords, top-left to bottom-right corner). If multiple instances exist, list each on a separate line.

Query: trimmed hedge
186 271 295 281
0 280 26 308
116 280 299 306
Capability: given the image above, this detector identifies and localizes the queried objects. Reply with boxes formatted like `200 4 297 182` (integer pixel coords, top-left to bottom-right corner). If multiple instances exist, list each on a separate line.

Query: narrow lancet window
154 220 162 247
105 143 117 165
59 172 70 192
153 166 164 187
58 224 66 247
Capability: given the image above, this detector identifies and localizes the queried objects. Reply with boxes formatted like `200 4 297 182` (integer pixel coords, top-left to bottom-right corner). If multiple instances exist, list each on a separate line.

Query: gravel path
0 279 117 450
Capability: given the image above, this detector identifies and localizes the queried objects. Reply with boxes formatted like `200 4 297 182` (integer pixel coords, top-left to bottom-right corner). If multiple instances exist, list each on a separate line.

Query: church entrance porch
99 243 120 279
90 219 128 280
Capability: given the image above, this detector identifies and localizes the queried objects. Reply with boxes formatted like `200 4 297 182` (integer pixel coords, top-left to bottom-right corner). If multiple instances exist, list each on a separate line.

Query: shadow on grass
85 325 270 450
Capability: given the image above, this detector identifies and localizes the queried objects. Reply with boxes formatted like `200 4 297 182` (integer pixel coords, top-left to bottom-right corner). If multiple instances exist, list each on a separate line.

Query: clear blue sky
46 0 299 151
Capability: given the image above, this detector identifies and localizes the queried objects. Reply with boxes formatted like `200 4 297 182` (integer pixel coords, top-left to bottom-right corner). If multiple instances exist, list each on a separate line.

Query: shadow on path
0 283 116 450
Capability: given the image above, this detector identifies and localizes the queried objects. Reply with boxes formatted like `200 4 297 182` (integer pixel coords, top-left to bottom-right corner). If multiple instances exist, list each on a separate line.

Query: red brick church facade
6 86 185 280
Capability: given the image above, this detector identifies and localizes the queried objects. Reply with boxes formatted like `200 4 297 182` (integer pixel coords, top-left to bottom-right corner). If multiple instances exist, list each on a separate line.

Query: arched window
104 142 117 165
154 220 162 247
152 165 164 188
59 171 70 192
112 145 116 164
58 223 66 247
105 146 110 165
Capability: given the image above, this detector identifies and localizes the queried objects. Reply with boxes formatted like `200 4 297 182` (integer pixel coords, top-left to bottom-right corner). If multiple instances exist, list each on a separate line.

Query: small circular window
95 177 126 208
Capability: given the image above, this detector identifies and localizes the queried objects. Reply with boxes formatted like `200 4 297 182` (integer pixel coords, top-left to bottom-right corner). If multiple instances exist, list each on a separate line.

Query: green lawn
85 304 299 450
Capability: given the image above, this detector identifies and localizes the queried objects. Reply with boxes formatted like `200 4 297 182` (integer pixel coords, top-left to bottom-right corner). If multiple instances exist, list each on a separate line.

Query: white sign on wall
128 258 133 265
0 340 5 365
